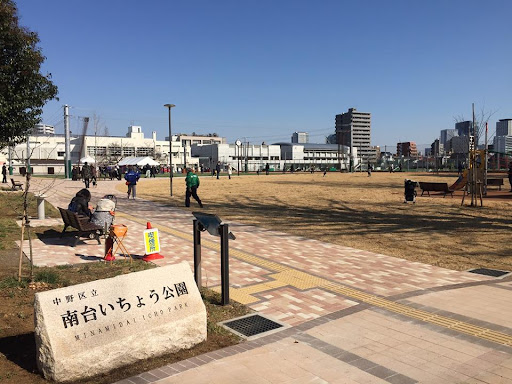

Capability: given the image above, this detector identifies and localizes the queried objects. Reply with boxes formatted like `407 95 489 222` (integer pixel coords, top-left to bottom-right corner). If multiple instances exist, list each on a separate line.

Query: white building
279 143 356 170
2 126 214 175
191 143 281 172
191 142 358 172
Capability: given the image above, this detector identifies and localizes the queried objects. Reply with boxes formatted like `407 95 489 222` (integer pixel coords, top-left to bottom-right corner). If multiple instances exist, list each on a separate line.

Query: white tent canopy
79 156 95 164
118 157 160 166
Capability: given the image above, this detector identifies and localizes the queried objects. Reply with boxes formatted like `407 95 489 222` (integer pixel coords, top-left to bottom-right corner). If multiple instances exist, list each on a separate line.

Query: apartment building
291 132 309 144
396 142 418 157
335 108 374 163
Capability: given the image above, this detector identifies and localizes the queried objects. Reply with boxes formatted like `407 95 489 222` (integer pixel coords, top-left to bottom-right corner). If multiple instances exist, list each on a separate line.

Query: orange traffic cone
142 222 164 261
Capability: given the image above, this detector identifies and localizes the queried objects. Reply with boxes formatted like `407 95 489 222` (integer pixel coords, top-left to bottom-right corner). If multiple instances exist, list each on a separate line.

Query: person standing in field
508 161 512 192
2 164 7 183
228 166 232 179
185 168 203 208
124 166 140 199
216 162 221 179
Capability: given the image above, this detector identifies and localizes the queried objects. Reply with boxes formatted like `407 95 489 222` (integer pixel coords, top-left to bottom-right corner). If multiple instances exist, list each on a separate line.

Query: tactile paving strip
118 212 512 347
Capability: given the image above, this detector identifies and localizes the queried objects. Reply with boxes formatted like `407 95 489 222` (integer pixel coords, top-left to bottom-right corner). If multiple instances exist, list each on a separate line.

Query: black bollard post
220 223 230 305
193 219 202 287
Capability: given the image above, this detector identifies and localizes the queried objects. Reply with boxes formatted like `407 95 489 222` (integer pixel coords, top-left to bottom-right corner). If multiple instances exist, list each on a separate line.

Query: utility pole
349 132 353 172
183 141 187 169
64 105 71 179
245 140 249 173
337 129 341 171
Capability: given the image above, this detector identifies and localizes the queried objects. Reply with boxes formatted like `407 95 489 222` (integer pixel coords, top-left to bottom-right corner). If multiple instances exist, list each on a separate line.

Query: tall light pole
164 104 175 196
235 139 241 176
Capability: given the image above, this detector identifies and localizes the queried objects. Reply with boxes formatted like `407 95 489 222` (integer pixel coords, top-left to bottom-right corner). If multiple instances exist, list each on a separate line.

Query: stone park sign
34 262 207 382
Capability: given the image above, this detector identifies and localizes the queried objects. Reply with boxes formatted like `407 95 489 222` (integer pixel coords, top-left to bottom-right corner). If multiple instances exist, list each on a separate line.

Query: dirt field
129 171 512 272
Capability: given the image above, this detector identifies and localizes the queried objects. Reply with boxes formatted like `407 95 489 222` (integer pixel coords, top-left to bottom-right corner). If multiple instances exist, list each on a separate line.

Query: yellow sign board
143 228 160 255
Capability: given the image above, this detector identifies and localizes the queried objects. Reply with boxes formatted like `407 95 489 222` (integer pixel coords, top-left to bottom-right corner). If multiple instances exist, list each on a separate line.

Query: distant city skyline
17 1 512 149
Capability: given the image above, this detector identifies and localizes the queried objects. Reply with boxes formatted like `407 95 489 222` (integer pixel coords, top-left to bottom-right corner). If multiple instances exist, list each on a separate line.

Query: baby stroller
404 179 417 203
91 194 117 234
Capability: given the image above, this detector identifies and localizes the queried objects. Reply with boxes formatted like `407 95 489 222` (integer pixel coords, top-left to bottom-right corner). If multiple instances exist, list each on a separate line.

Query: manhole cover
222 314 283 338
468 268 509 277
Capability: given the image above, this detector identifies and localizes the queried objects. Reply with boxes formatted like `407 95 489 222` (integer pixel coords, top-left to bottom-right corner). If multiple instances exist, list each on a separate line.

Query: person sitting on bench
68 188 93 219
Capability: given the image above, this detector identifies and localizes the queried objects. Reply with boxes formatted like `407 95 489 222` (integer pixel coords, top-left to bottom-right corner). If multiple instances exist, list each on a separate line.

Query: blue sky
17 0 512 149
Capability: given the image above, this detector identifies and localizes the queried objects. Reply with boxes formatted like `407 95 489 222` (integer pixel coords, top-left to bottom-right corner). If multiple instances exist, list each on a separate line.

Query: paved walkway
16 177 512 383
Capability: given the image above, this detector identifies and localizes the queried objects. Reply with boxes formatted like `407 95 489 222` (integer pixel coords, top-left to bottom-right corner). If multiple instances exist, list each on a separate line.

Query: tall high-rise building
447 136 469 154
335 108 373 162
291 132 309 143
430 139 444 156
455 121 473 137
440 129 458 146
496 119 512 136
493 135 512 155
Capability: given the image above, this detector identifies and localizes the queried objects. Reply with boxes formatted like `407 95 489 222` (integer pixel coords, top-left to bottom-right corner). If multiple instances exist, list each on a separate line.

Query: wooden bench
11 178 23 191
58 207 103 247
487 178 504 190
418 182 454 197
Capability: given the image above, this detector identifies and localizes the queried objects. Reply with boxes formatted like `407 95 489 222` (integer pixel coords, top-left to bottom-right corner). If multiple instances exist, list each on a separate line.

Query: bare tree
14 135 66 281
454 105 497 146
105 142 123 165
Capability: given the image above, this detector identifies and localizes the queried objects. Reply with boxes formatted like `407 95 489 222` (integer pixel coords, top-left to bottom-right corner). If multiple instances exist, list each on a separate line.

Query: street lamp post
183 140 187 170
164 104 176 196
235 139 241 176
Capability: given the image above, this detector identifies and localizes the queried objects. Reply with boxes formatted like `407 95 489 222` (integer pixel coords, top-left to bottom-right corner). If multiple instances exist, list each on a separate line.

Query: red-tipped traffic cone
142 221 164 261
104 235 115 262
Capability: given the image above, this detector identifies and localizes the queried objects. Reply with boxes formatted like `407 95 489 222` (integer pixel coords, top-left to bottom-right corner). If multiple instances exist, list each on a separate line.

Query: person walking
82 162 92 188
124 166 140 199
91 165 97 187
367 164 372 177
2 164 7 183
185 168 203 208
228 166 232 179
216 162 221 180
508 161 512 192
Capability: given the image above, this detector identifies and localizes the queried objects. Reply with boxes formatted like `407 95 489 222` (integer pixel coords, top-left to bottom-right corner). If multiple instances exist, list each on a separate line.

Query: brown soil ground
130 171 512 272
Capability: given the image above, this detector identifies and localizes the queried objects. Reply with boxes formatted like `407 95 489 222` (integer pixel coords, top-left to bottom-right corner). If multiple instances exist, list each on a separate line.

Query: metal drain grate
469 268 509 277
222 314 283 337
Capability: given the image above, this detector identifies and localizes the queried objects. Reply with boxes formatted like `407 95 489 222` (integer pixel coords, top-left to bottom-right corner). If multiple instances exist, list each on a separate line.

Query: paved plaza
17 177 512 384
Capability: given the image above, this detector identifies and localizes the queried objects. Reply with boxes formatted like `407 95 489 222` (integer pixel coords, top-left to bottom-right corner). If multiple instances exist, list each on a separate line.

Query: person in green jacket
185 168 203 208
